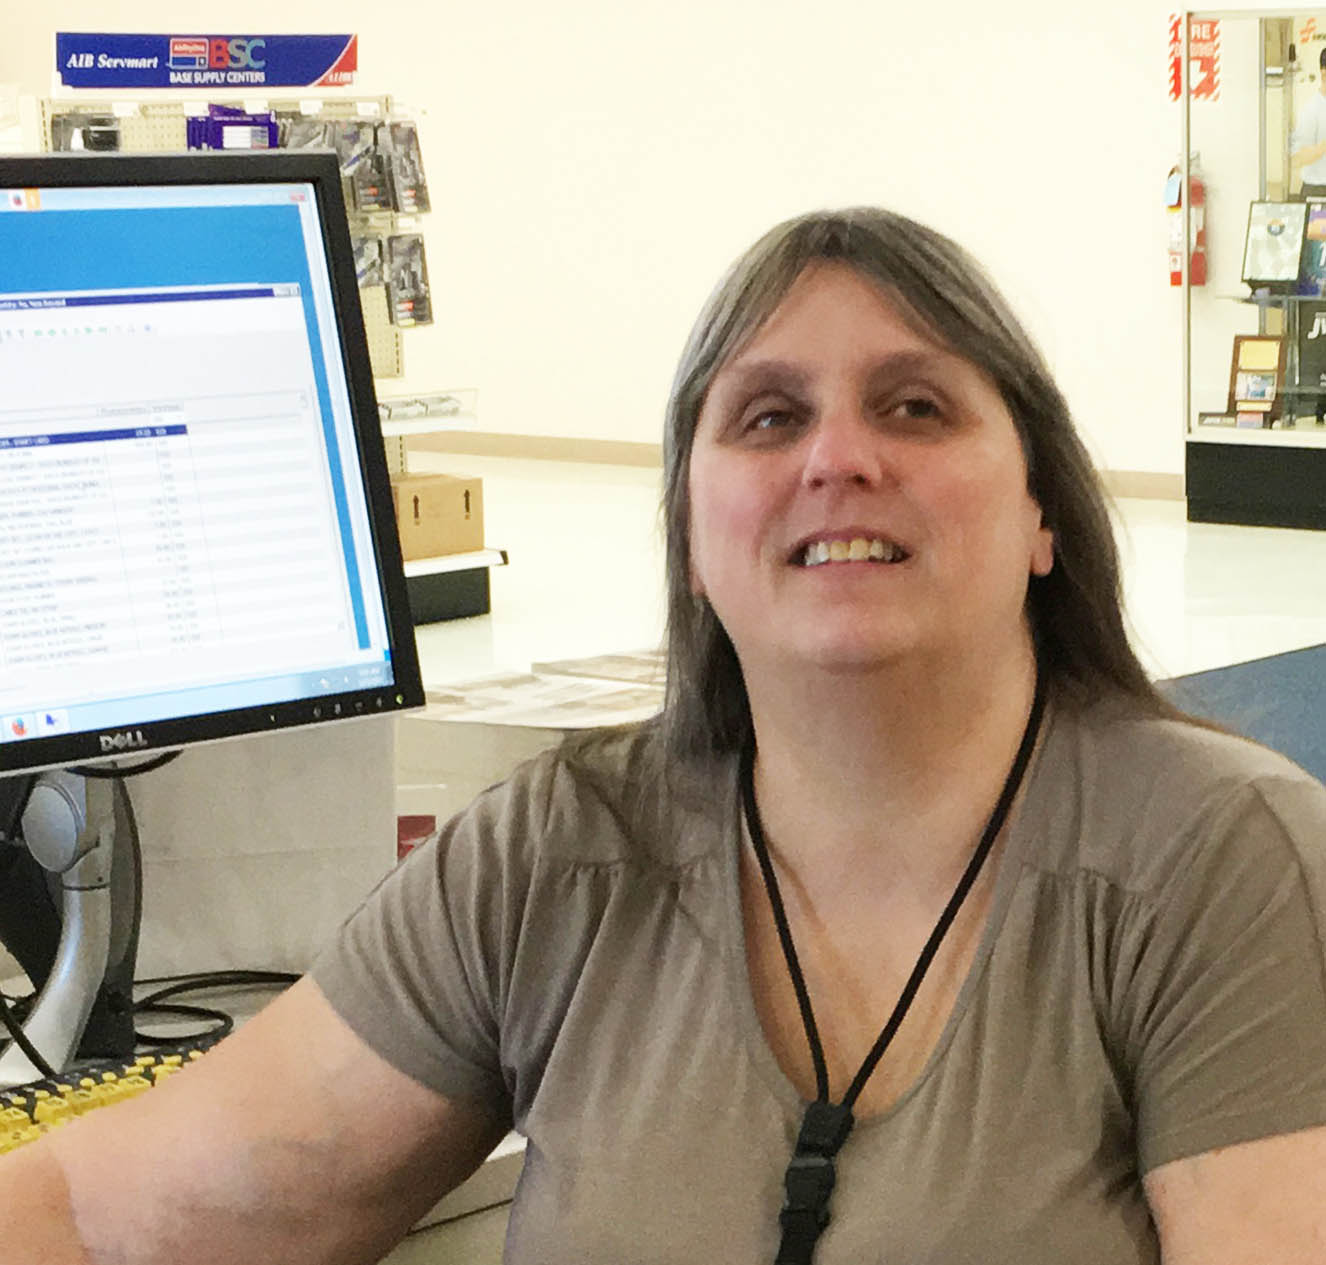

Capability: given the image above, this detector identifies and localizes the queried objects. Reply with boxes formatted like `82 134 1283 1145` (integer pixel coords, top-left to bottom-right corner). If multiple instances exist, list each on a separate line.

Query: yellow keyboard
0 1044 215 1155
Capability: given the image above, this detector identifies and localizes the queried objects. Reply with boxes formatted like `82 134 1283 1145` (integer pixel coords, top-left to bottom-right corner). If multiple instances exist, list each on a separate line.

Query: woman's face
686 261 1054 680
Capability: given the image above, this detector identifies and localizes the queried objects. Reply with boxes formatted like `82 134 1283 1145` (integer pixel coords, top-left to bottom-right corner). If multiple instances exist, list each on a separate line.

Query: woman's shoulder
1029 692 1326 895
464 718 738 870
1070 691 1320 786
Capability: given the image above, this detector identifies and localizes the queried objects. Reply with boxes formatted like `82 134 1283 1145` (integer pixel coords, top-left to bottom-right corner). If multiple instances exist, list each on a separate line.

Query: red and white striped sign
1169 15 1220 101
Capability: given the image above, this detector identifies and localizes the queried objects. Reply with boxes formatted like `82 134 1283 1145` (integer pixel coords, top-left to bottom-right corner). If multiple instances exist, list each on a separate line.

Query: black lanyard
739 675 1047 1265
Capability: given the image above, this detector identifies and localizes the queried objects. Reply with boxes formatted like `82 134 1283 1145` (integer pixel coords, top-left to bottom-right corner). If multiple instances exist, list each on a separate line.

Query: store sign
1298 17 1323 65
56 33 358 89
1168 15 1220 102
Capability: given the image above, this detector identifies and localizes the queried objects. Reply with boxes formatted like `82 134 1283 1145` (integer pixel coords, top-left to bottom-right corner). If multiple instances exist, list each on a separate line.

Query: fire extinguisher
1166 159 1207 286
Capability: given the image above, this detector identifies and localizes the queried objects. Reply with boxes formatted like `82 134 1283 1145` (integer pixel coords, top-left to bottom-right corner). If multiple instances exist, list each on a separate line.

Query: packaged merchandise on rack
328 118 373 171
277 113 332 151
328 119 392 211
387 233 433 326
352 234 386 287
379 121 430 213
50 112 120 152
188 105 279 151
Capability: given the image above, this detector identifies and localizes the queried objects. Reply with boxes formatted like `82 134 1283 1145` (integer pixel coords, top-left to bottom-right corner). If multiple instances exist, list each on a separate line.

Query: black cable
131 971 297 1046
70 751 182 779
0 989 60 1080
133 969 299 991
133 1002 233 1046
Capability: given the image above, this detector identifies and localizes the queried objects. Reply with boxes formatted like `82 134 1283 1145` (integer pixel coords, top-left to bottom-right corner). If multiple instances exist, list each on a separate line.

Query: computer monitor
0 150 422 776
0 150 423 1082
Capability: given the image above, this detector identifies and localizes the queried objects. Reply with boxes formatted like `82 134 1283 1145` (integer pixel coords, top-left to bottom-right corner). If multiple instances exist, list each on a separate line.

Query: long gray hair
659 207 1173 761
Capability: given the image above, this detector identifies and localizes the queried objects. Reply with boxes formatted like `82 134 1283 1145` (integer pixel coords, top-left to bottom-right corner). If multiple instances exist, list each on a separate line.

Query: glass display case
1181 9 1326 528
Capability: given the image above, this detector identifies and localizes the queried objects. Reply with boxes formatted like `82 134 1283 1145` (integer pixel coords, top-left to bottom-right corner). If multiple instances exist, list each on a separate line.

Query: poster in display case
1241 201 1307 290
1226 334 1286 421
1298 202 1326 295
1297 301 1326 422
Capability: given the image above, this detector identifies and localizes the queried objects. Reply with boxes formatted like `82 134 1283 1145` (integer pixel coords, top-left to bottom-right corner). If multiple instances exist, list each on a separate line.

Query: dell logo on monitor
99 730 149 753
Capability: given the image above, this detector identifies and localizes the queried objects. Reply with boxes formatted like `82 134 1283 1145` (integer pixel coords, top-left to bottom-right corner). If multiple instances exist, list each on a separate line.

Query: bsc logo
209 38 267 69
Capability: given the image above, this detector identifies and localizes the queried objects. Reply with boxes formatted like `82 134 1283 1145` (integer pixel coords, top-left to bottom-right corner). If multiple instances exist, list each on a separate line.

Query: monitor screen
0 151 423 777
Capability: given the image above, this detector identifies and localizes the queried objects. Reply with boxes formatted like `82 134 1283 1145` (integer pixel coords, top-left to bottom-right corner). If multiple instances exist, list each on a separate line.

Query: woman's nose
801 407 886 490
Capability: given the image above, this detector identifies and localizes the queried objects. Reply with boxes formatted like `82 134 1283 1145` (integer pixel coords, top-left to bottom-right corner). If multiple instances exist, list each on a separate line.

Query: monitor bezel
0 149 424 776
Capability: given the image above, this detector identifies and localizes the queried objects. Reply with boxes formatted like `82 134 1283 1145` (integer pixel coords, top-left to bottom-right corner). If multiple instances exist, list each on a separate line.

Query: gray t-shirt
312 696 1326 1263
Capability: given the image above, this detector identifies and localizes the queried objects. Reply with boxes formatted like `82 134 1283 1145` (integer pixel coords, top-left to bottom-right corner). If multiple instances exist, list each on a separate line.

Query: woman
11 209 1326 1264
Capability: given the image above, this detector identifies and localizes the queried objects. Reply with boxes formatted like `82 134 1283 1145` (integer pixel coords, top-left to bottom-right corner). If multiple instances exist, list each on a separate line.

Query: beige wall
1 4 1296 478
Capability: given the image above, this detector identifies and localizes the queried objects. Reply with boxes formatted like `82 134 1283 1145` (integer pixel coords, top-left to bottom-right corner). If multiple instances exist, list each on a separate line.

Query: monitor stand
0 778 129 1089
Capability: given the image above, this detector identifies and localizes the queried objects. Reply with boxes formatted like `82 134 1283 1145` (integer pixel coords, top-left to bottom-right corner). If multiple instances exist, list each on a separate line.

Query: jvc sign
57 33 357 88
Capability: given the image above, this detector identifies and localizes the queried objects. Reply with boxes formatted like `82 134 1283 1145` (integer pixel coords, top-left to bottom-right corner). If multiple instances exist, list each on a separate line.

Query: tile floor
405 451 1326 688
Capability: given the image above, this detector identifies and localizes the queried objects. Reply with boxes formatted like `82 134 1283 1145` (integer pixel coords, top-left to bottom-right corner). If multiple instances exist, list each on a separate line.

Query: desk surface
388 1202 510 1265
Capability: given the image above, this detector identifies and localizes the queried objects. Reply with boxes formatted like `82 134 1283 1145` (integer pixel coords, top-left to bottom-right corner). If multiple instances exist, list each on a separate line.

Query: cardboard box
391 473 483 560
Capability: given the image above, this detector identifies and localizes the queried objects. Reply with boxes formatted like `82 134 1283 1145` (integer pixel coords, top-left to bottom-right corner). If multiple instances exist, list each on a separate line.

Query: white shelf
381 411 479 438
402 548 507 578
1188 425 1326 449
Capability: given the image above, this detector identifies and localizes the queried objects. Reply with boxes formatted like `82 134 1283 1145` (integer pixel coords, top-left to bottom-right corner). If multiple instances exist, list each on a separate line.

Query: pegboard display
40 94 412 379
116 105 190 152
41 94 397 148
382 435 409 477
360 284 403 378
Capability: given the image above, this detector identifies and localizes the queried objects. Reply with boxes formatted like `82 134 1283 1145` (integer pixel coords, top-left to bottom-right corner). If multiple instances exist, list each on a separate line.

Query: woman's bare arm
0 975 508 1265
1145 1124 1326 1264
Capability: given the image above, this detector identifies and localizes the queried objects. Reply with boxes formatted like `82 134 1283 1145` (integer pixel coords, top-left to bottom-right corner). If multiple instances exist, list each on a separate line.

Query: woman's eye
894 396 941 421
744 408 798 434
